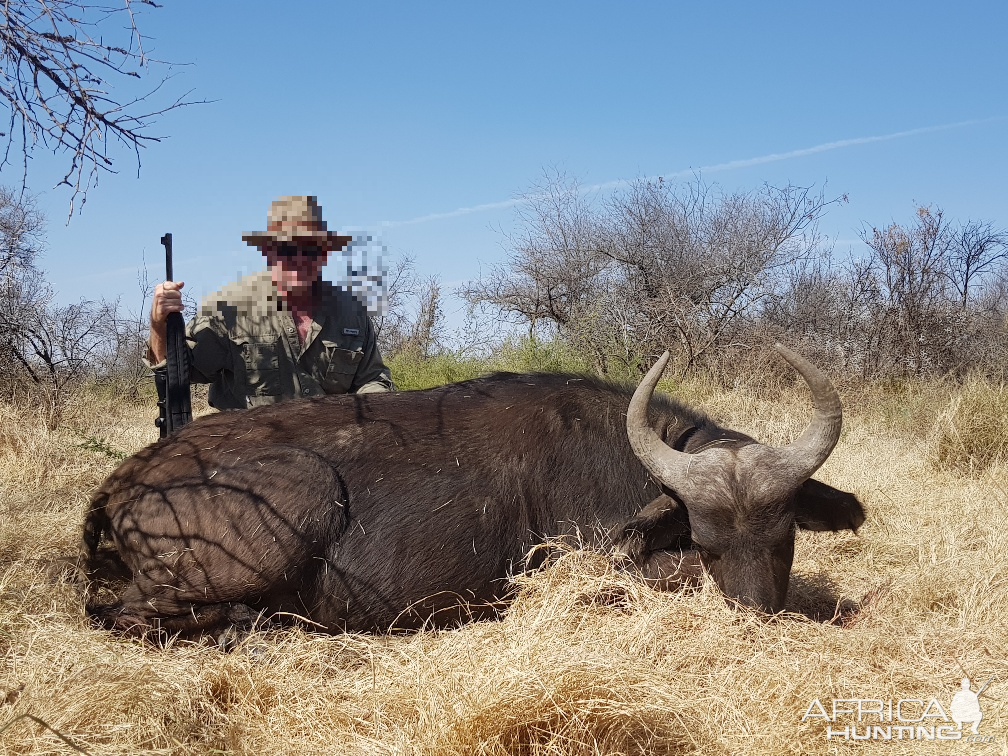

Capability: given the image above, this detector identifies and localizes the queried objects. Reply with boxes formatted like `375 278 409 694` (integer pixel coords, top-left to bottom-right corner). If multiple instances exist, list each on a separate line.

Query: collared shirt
155 270 394 409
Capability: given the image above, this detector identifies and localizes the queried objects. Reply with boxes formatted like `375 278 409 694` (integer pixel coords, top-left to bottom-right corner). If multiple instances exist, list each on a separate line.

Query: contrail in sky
382 117 999 228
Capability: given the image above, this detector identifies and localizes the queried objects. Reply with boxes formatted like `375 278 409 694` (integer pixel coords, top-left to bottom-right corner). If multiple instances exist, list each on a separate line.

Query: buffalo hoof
615 549 704 592
87 601 160 638
216 604 273 652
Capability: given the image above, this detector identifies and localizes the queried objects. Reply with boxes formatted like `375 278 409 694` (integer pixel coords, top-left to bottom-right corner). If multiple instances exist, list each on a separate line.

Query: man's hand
148 280 185 364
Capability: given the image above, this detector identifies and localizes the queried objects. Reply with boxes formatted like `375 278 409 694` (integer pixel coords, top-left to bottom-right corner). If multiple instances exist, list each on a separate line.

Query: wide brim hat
242 195 353 251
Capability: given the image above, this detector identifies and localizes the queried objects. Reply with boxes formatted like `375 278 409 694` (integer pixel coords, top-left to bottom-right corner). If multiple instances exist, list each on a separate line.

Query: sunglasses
274 242 324 260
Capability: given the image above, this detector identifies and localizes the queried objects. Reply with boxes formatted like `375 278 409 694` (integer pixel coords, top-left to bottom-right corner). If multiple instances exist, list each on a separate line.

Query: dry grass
929 375 1008 474
1 382 1007 755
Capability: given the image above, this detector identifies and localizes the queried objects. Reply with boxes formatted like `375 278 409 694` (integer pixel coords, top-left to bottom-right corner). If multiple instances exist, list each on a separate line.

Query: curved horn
627 346 842 495
626 351 692 492
772 343 842 479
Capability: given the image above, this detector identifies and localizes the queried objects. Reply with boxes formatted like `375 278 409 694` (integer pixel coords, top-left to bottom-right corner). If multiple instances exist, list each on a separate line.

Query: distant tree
943 219 1008 308
0 187 44 384
403 276 445 359
858 207 951 376
371 253 454 360
0 187 139 427
462 173 606 340
1 261 119 428
464 173 841 377
0 0 196 212
0 185 44 273
373 253 421 357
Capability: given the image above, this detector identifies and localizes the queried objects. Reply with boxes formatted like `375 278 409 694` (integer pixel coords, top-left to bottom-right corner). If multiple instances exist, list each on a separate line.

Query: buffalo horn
626 345 843 494
626 351 693 492
769 342 842 481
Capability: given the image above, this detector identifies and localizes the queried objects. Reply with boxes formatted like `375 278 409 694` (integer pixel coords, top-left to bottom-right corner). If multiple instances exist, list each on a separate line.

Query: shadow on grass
787 571 861 626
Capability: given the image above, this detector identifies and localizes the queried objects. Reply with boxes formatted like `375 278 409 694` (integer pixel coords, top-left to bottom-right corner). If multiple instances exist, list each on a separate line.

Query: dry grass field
1 373 1006 755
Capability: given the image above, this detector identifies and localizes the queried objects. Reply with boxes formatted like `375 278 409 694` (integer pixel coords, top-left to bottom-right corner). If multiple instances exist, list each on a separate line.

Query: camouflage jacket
150 270 394 409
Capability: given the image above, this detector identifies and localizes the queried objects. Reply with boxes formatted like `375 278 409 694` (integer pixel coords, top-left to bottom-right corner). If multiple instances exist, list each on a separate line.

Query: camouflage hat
242 196 353 250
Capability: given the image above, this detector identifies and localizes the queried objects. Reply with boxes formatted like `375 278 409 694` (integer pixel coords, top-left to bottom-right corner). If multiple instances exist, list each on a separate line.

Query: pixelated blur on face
264 242 332 298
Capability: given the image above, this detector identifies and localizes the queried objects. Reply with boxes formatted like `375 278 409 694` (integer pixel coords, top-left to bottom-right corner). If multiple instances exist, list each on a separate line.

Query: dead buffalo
81 344 864 637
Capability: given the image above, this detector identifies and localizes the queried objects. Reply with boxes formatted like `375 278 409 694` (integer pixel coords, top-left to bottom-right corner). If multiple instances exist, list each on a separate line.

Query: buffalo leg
94 446 347 639
89 584 261 639
635 549 704 591
613 494 701 592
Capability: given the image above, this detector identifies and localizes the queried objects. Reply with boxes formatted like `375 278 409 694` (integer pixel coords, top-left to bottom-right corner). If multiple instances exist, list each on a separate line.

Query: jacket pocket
321 340 363 393
239 338 283 396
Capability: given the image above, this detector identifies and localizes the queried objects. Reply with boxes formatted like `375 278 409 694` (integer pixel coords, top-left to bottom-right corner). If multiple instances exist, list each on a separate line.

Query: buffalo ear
794 478 866 533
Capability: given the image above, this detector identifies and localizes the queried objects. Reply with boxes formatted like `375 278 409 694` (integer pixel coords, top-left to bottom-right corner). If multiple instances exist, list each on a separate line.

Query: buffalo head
625 343 865 612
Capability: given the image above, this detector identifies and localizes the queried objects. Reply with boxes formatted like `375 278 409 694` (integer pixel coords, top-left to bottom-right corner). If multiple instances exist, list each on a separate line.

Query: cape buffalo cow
81 344 864 638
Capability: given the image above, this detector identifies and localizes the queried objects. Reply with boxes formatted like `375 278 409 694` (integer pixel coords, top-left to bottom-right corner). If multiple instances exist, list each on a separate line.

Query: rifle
154 232 193 437
976 674 995 698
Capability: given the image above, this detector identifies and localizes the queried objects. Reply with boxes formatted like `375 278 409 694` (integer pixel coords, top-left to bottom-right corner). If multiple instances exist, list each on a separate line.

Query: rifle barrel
161 233 173 281
977 674 995 697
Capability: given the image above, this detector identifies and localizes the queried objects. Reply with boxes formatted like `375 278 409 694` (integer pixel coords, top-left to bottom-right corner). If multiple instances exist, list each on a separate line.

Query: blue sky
13 2 1008 326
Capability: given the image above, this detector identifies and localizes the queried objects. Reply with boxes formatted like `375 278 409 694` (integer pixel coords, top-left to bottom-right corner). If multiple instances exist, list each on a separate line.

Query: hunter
147 196 395 409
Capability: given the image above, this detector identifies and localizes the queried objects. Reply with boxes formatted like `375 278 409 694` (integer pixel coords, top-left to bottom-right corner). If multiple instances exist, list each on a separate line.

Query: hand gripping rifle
154 233 193 437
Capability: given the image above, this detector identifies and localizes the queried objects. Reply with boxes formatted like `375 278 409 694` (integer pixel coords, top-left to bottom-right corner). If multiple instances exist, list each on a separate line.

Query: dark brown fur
82 372 863 637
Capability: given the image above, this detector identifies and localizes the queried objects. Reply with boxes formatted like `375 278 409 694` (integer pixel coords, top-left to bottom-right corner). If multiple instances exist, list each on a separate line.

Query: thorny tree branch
0 0 204 217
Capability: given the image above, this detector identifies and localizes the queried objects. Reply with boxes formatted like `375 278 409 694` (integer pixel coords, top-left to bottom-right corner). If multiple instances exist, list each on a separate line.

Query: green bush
387 352 488 391
388 338 596 391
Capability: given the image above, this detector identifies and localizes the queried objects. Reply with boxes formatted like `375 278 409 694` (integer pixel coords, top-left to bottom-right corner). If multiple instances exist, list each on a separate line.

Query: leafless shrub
465 173 842 379
0 186 44 271
374 253 419 356
857 207 956 376
0 187 148 427
446 299 499 360
0 187 45 389
462 174 606 337
943 219 1008 308
761 208 1008 381
1 263 123 428
855 207 1008 378
373 253 454 360
405 276 445 359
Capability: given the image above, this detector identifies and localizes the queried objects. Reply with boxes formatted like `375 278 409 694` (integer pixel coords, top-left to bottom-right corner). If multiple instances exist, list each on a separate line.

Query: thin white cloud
382 197 525 228
382 117 1002 227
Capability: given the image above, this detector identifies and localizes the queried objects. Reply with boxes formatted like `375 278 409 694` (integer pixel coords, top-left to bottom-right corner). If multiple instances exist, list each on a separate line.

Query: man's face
264 241 332 299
